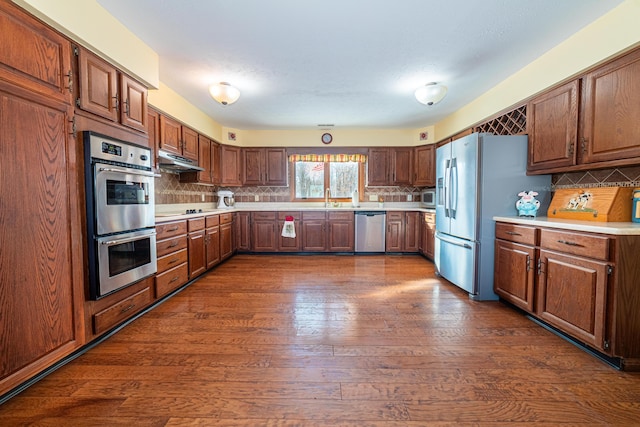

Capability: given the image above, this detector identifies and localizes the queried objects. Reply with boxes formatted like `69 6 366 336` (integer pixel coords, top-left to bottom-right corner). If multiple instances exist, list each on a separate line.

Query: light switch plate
254 195 260 202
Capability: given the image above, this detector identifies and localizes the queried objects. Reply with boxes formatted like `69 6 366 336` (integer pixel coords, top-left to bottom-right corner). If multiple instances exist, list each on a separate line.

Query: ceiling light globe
415 83 447 106
209 82 240 106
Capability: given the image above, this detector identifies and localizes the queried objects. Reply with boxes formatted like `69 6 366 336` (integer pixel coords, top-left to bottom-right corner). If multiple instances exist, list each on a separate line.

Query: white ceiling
97 0 623 130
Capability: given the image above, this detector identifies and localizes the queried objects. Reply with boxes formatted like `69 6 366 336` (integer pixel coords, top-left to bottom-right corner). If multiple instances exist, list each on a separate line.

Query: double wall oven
84 132 158 300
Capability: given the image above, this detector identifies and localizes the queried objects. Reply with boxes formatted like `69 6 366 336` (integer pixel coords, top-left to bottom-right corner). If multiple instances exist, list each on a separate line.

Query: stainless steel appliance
420 188 436 208
355 211 386 252
84 131 158 299
434 133 551 300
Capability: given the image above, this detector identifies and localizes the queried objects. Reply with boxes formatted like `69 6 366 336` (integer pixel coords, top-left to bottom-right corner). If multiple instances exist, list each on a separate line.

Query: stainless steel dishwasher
354 211 386 252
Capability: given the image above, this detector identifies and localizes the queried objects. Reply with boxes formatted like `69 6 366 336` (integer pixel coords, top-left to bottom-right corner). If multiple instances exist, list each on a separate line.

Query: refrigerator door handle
436 232 472 249
444 159 451 218
450 157 457 219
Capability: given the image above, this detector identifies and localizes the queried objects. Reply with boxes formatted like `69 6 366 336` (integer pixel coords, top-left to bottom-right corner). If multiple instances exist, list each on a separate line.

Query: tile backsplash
155 165 640 206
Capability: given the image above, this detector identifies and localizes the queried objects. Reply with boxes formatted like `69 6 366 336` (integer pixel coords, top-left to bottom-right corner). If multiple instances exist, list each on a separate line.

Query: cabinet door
367 148 389 186
211 142 221 184
147 108 159 160
181 126 199 161
302 220 327 251
0 89 82 389
205 226 220 269
188 230 207 279
198 136 212 183
494 240 536 312
386 213 403 252
220 222 234 260
159 114 182 155
537 249 609 351
235 212 251 252
0 1 73 103
414 145 435 187
328 221 354 251
392 148 413 185
119 74 147 132
581 48 640 164
265 148 287 186
220 145 242 186
403 212 420 252
78 48 118 122
278 219 302 251
527 80 579 172
242 148 264 185
252 220 278 252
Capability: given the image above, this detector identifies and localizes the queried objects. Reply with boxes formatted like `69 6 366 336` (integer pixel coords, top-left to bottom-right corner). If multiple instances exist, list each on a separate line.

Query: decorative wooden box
547 187 633 222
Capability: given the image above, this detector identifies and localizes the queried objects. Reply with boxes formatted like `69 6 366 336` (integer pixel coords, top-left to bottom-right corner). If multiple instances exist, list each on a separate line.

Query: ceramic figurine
516 190 541 217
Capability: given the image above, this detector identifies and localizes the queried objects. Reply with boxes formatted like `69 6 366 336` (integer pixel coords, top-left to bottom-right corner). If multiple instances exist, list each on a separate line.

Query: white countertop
494 215 640 235
155 202 435 222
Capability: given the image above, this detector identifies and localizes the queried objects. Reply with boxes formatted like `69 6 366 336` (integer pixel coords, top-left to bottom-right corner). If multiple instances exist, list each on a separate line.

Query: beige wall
13 0 640 147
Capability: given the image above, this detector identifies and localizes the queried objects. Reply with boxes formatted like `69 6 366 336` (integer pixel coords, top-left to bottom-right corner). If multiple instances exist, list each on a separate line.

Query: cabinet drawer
156 235 187 257
205 214 219 227
93 287 152 334
156 220 187 239
386 212 403 222
328 211 354 221
303 211 326 220
252 211 276 220
540 229 610 261
188 217 205 232
220 213 233 224
424 212 435 224
157 248 188 274
278 211 301 220
495 222 537 246
155 263 189 298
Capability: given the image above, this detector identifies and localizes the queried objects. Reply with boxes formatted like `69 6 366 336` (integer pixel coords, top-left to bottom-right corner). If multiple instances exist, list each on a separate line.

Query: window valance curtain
288 154 367 163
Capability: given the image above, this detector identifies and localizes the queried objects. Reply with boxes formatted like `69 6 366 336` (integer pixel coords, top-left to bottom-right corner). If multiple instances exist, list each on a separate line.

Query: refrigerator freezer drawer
435 231 476 294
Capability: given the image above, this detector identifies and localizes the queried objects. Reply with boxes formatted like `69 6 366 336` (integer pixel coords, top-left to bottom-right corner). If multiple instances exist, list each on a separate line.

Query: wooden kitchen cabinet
242 148 287 186
180 135 220 185
367 147 413 186
234 211 251 252
386 211 419 252
302 211 327 251
155 220 189 298
147 108 160 168
278 211 302 252
93 285 153 335
77 47 147 133
187 218 207 279
220 213 235 260
327 211 355 252
494 223 538 312
251 211 278 252
220 145 242 186
413 144 436 187
527 46 640 174
205 215 221 269
404 211 420 252
420 212 436 260
159 114 198 160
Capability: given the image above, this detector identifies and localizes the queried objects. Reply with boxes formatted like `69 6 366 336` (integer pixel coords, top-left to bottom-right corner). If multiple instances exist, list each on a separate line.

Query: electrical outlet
201 193 205 202
254 195 260 202
369 195 378 201
407 194 412 201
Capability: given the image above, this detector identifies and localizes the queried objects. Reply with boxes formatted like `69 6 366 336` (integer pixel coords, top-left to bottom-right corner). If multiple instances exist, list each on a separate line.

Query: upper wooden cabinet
180 135 219 185
413 144 435 187
527 80 579 172
77 48 147 133
242 148 287 186
0 1 73 103
367 147 413 186
220 145 242 186
527 47 640 174
159 114 198 161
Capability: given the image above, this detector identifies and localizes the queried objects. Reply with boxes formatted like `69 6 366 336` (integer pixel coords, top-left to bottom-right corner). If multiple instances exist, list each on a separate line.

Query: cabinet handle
167 226 179 232
526 255 531 272
65 70 73 93
120 304 135 314
169 276 179 284
123 98 130 116
168 258 179 265
68 116 76 137
581 137 588 153
568 141 574 156
168 241 179 248
505 231 521 236
537 258 543 275
113 93 119 111
557 239 583 247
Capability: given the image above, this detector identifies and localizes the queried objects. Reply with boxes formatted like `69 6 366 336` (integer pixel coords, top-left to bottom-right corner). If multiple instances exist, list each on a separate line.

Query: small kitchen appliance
217 190 235 209
421 188 436 208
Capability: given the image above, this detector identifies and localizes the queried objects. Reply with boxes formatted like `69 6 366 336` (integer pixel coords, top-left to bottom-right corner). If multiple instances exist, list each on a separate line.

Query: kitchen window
290 154 366 202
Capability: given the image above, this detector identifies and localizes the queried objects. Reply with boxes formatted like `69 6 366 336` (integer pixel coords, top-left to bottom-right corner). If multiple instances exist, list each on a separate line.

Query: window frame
290 161 365 202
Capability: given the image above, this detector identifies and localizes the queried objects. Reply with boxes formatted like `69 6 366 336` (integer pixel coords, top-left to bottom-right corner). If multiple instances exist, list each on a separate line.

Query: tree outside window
293 161 361 201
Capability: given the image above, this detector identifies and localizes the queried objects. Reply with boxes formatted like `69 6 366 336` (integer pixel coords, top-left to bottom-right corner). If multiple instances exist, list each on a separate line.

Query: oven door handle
98 167 161 178
101 231 157 246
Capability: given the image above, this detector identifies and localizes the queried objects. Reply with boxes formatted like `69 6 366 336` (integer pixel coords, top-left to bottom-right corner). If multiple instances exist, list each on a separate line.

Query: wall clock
321 132 333 144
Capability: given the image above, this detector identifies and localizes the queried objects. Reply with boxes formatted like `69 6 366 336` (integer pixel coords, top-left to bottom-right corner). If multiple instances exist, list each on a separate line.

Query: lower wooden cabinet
93 285 153 335
155 219 189 298
278 211 302 251
220 213 234 260
301 211 327 251
328 211 355 252
205 215 221 269
386 211 419 252
252 212 278 252
420 212 435 260
494 220 640 369
187 218 207 279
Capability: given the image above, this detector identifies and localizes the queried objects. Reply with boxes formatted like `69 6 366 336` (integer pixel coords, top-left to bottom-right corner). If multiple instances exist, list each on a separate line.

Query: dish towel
281 216 296 238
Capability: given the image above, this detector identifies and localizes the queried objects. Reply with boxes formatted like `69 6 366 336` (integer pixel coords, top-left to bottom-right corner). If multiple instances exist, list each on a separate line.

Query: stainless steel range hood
157 150 204 172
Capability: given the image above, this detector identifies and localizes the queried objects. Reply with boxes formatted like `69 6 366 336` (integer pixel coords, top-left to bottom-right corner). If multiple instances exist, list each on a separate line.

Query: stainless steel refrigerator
434 133 551 300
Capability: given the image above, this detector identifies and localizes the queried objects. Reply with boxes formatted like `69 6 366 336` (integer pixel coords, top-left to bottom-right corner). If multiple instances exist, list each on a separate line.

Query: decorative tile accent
553 165 640 189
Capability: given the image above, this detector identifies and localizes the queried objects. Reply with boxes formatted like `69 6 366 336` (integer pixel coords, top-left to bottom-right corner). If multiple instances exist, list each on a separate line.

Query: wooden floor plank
1 254 639 426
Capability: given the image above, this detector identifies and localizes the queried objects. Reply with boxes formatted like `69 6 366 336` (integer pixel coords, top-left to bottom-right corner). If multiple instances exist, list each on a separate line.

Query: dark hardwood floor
1 254 639 426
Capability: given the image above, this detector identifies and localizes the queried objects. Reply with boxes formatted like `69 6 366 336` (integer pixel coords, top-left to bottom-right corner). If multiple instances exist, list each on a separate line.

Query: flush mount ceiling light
415 82 448 106
209 82 240 106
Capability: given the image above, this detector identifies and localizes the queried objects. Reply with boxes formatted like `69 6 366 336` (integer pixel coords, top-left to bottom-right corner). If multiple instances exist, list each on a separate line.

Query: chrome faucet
325 188 331 207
